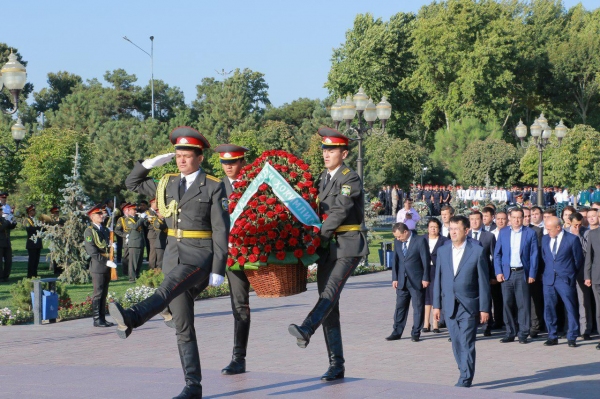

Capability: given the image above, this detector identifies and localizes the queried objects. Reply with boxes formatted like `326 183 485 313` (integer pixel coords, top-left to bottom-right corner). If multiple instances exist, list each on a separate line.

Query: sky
4 0 599 108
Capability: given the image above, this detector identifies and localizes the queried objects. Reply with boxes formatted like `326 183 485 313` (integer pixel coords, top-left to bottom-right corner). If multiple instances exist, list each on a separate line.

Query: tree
431 117 502 180
520 124 600 190
0 113 24 193
460 139 521 186
33 71 83 114
20 128 90 209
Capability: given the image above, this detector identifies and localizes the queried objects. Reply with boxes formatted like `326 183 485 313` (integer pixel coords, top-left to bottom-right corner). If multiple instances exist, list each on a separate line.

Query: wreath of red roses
226 150 321 268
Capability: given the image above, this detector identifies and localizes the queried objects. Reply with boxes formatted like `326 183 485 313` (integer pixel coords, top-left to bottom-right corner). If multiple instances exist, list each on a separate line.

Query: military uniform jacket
24 217 43 249
152 217 168 249
223 177 234 198
0 216 17 248
84 224 111 274
114 216 147 248
146 209 159 241
317 163 368 258
125 162 230 276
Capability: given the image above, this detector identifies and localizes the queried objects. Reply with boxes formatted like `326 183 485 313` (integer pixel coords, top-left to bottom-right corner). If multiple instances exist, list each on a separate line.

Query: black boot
173 341 202 399
108 294 165 339
97 296 114 327
92 299 101 327
288 298 333 348
321 325 345 381
221 319 250 375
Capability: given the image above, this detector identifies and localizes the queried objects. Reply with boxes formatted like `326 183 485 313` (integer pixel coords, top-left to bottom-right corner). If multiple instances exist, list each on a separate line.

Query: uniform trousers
0 246 12 280
447 301 478 387
501 269 530 339
128 247 144 281
121 246 130 275
156 247 165 269
148 239 158 269
92 271 110 312
226 268 251 323
27 248 42 278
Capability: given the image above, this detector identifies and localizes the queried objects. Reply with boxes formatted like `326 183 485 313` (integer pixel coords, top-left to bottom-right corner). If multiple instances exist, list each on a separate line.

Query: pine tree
36 143 92 284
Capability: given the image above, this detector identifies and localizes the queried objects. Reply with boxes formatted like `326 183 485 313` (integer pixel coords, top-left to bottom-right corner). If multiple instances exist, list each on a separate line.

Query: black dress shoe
518 337 528 344
530 331 539 338
411 335 420 342
544 338 558 346
568 340 577 348
385 333 402 341
432 328 441 333
483 329 491 337
108 302 132 339
221 359 246 375
448 337 452 342
596 343 600 350
500 337 515 343
173 385 202 399
582 334 591 341
93 319 115 327
422 327 431 333
321 365 345 381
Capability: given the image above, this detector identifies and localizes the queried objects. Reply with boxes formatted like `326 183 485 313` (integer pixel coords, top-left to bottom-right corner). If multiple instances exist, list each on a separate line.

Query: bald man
540 217 584 347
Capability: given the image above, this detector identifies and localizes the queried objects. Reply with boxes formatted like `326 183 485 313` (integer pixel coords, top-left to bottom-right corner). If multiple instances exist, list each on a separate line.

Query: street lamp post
515 113 568 207
0 50 28 115
421 166 428 187
0 118 26 156
329 87 392 181
123 35 155 119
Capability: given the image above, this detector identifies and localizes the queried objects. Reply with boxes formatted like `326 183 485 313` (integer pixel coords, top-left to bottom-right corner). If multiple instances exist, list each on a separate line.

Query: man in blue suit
493 208 538 343
433 215 490 388
541 216 584 347
387 222 431 342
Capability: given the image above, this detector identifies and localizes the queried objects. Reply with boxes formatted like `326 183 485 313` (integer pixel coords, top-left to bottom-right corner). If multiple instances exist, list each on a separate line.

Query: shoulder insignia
221 198 229 211
341 185 351 197
206 174 220 183
342 168 350 175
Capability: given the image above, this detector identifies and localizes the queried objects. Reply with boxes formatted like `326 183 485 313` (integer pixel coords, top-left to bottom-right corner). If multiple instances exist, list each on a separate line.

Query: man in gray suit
433 215 490 388
386 222 430 342
584 222 600 350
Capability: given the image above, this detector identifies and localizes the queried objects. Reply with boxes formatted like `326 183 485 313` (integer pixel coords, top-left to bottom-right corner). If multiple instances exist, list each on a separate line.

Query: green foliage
136 268 164 288
33 71 83 114
460 139 521 186
9 277 69 311
520 124 600 190
431 117 502 180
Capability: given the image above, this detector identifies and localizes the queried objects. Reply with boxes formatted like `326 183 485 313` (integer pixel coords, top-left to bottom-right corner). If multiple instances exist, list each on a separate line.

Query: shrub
136 268 164 288
119 286 157 308
10 277 70 311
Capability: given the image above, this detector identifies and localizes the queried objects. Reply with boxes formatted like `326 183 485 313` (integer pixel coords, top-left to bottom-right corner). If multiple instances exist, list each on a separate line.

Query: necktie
473 231 479 240
552 238 558 259
179 177 187 200
325 172 331 187
402 241 407 257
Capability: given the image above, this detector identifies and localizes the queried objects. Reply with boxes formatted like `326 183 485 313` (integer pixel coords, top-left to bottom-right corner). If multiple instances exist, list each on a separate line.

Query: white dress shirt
452 240 467 275
509 227 523 267
549 230 564 255
181 169 201 191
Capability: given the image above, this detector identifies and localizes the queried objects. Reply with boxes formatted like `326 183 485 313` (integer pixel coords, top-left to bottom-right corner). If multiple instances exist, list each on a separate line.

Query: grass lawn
0 229 396 310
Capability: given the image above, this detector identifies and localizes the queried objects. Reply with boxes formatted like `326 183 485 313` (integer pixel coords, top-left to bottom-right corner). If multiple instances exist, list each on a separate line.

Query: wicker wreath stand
244 262 307 298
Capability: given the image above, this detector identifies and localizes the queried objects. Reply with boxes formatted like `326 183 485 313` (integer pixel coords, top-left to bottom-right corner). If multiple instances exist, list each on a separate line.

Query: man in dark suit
584 218 600 350
386 222 430 342
468 211 498 336
542 216 584 347
526 207 545 338
493 208 538 344
288 127 368 382
482 207 497 232
433 215 490 388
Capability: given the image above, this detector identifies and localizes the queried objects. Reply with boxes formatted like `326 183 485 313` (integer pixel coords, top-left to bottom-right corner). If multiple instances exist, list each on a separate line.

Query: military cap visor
87 204 104 217
318 127 350 148
170 126 210 150
214 144 249 163
50 206 59 213
0 192 8 198
122 203 137 211
26 205 36 213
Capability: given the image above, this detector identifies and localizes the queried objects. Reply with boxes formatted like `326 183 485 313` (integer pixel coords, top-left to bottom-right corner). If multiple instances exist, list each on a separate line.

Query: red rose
312 237 321 247
289 171 298 179
322 214 329 221
264 244 272 253
303 172 312 180
236 238 244 246
280 231 289 239
294 249 304 258
259 255 268 263
289 156 298 163
288 237 299 246
259 195 267 202
257 205 267 213
268 231 278 240
291 228 300 237
306 245 316 255
275 240 285 250
259 183 268 191
283 223 292 231
309 187 318 194
249 237 258 245
266 198 277 205
313 227 320 234
227 258 235 267
238 256 247 266
244 222 252 230
299 163 309 171
229 236 236 244
303 234 312 243
230 247 239 257
248 254 258 263
249 200 259 207
274 204 284 213
302 193 310 200
257 217 266 225
259 236 268 244
266 211 275 219
241 247 248 255
279 213 288 221
252 246 261 255
249 226 257 235
276 251 286 261
248 213 257 221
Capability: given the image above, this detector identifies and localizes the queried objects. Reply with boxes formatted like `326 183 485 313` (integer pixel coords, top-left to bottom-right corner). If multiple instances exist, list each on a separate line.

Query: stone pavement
2 270 599 398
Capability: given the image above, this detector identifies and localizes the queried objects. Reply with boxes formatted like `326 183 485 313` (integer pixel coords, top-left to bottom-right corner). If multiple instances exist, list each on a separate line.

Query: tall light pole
0 50 28 115
123 35 155 119
421 166 428 187
329 87 392 181
515 113 568 207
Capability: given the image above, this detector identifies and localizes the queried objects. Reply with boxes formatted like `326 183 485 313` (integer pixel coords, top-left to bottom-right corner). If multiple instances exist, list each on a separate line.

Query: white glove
106 260 117 268
209 273 225 287
138 212 148 219
4 214 14 223
112 243 117 250
125 234 129 245
142 153 175 169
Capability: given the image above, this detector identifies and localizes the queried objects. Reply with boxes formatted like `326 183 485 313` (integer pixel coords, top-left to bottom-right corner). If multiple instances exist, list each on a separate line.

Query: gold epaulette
206 174 220 183
342 168 350 175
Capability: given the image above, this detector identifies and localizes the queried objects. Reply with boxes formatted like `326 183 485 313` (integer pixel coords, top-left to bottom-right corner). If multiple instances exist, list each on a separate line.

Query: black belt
510 267 524 271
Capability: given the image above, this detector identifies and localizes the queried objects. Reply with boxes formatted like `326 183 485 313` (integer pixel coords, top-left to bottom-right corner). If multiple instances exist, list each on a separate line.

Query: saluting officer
114 203 147 282
213 144 253 375
23 205 43 278
83 204 117 327
109 126 229 399
288 127 369 381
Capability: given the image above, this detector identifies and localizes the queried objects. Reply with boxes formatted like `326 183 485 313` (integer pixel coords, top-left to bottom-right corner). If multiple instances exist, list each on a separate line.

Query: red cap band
321 136 348 146
175 136 203 148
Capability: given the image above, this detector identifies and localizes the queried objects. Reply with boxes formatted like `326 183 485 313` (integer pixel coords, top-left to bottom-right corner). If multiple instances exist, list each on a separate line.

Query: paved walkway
2 271 599 398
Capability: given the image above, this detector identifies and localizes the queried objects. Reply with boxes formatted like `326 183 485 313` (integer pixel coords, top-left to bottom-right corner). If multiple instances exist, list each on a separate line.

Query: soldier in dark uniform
415 184 423 202
0 192 17 282
443 185 452 205
432 185 442 216
146 199 159 269
138 200 151 262
47 205 65 275
423 185 432 215
109 126 229 399
288 127 369 381
152 209 168 269
114 203 147 282
83 204 116 327
23 205 43 278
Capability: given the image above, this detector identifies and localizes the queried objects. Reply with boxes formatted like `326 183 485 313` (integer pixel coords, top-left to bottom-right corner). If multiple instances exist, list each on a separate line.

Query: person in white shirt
396 198 421 226
440 205 454 238
491 211 508 240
